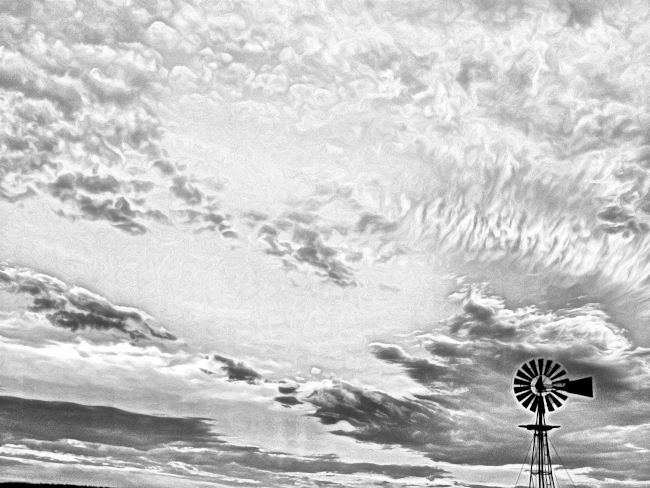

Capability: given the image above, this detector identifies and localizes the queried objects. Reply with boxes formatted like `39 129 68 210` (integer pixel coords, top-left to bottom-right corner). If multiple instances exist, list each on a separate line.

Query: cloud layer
0 394 451 487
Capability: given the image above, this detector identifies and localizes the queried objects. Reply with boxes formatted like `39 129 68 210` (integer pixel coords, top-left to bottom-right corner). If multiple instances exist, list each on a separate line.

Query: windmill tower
513 358 593 488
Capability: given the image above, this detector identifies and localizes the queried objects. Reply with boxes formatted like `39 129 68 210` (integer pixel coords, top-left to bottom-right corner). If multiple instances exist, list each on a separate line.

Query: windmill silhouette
513 358 593 488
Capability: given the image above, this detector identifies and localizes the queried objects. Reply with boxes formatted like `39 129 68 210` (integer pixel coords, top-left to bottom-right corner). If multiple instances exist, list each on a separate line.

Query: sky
1 0 650 486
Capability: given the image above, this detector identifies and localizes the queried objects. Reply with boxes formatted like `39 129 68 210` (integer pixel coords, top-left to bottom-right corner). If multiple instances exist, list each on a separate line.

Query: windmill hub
532 375 552 396
514 358 569 412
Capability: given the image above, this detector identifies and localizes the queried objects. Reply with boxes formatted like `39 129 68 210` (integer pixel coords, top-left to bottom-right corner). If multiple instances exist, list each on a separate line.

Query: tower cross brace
519 400 560 488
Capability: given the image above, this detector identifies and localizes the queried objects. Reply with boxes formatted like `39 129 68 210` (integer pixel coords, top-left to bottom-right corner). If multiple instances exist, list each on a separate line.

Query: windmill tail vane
513 358 594 488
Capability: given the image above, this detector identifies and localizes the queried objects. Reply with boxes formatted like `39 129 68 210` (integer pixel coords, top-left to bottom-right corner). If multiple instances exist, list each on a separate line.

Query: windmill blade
545 396 556 412
547 362 560 379
514 385 530 395
516 370 533 382
553 391 568 402
516 390 533 402
563 377 593 398
521 362 535 379
550 368 567 381
543 359 554 377
548 393 564 409
528 359 540 376
515 375 531 386
522 393 536 410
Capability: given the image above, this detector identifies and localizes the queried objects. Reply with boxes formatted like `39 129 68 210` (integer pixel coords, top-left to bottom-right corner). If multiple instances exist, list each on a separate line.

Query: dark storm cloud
0 394 451 484
0 263 176 341
0 395 218 450
275 396 303 406
275 378 533 467
303 380 455 448
211 354 262 383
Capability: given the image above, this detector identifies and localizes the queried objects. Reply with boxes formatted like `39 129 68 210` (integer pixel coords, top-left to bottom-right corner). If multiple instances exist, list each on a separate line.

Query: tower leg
527 406 557 488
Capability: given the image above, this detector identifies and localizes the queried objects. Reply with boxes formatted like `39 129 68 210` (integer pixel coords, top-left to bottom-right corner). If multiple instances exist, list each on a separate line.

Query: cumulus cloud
0 263 175 341
257 221 357 287
241 183 412 286
429 287 650 399
0 0 183 236
209 354 262 384
2 0 649 294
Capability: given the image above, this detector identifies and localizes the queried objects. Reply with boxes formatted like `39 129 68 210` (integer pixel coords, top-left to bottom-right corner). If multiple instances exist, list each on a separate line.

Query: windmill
513 358 593 488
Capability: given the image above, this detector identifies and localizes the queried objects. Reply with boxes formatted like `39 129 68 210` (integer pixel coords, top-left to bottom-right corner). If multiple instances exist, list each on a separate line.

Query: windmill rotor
513 358 592 414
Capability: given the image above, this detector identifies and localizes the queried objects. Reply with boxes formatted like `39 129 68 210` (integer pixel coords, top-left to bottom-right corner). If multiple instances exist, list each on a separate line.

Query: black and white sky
1 0 650 486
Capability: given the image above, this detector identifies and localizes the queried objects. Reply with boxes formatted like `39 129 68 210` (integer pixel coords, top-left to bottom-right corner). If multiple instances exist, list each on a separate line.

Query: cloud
170 175 204 206
210 354 262 384
267 283 650 484
0 263 176 341
370 343 450 384
51 173 121 196
250 193 406 286
0 0 642 299
4 0 650 485
0 5 175 235
431 287 650 398
275 396 303 406
362 286 650 480
295 379 456 449
0 395 219 451
258 222 357 287
178 208 237 238
0 394 451 486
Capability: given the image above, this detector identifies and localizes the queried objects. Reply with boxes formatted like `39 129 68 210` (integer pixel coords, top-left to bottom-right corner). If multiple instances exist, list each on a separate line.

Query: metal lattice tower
513 359 593 488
